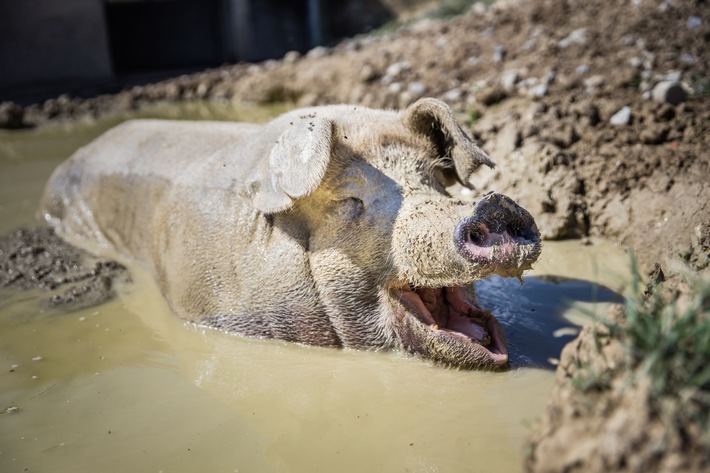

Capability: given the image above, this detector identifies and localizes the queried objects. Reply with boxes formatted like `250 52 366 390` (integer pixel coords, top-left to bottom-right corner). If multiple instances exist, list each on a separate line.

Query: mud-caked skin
41 98 541 369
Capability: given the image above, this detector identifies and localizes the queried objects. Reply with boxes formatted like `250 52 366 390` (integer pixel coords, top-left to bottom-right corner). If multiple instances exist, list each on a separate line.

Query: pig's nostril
506 223 521 238
464 222 489 246
467 229 486 246
506 222 535 241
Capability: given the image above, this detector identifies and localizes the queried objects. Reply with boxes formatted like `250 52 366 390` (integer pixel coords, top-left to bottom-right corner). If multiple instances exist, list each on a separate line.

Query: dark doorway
105 0 225 74
249 0 310 61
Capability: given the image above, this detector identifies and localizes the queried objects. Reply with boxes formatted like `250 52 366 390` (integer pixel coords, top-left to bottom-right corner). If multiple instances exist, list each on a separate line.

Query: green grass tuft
584 256 710 445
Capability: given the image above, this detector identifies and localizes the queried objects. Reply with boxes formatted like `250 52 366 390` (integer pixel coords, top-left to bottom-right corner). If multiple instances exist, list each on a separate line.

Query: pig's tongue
396 285 503 351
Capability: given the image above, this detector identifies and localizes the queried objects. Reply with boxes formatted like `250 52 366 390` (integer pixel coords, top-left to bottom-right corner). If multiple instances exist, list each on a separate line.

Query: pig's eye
336 197 365 220
433 157 458 188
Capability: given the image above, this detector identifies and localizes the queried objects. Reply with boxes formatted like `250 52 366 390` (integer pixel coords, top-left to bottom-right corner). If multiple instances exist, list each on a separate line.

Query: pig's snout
454 193 540 270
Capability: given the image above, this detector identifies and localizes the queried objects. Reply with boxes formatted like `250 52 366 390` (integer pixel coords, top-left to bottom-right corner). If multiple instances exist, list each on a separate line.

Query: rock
629 57 643 69
0 101 25 129
441 88 462 103
407 82 427 99
558 28 589 48
493 45 507 63
681 53 695 65
652 81 686 105
528 84 548 98
283 50 301 64
501 70 519 90
306 46 329 59
686 16 702 30
583 75 606 90
662 70 683 83
610 106 632 126
387 82 403 94
385 61 411 78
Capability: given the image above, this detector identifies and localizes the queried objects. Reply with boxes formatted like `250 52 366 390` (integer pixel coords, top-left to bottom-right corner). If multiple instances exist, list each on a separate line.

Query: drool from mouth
393 285 509 368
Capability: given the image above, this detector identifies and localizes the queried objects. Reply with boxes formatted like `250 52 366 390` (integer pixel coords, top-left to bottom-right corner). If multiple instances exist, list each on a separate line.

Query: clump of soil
526 273 710 473
0 226 129 310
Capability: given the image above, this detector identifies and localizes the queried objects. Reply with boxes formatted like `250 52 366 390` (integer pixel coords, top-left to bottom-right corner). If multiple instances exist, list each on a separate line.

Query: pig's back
40 119 260 259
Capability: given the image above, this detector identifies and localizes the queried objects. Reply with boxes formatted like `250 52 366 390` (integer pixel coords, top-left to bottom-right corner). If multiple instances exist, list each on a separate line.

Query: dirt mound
0 226 129 310
526 275 710 473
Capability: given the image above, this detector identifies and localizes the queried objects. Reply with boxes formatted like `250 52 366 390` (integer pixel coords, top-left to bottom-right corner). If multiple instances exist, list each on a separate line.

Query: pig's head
244 98 541 370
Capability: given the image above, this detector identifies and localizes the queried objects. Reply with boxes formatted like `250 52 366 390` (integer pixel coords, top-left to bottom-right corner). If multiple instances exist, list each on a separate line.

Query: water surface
0 102 630 473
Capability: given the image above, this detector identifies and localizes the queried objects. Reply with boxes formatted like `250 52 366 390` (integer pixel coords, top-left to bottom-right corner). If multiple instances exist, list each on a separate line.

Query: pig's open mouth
392 285 508 367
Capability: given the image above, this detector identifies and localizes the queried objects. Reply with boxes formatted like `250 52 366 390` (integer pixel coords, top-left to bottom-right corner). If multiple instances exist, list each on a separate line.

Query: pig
41 98 541 369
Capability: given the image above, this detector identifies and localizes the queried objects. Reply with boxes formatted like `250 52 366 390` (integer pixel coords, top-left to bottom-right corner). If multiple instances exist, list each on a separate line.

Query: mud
0 226 128 310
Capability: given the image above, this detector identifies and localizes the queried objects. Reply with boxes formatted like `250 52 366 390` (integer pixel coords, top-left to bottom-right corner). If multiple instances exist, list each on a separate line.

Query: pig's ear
405 98 494 188
246 117 334 213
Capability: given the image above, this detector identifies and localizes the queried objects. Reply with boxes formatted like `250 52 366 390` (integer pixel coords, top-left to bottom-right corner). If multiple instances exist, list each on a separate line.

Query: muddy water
0 103 631 473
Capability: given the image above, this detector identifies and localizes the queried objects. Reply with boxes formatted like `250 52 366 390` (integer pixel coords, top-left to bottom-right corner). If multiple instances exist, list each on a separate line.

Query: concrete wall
0 0 112 89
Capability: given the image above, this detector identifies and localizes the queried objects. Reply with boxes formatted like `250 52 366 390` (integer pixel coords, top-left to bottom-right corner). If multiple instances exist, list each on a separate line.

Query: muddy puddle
0 102 631 473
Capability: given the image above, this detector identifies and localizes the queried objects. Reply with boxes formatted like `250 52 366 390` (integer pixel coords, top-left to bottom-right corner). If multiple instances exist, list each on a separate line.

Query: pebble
282 50 301 64
610 106 632 126
306 46 329 59
441 88 463 103
652 81 686 105
576 64 589 75
501 70 519 90
387 82 403 94
31 356 42 361
558 28 589 48
517 77 539 90
681 53 695 64
662 70 682 82
583 75 606 89
528 84 548 98
687 16 702 30
359 64 377 82
386 61 410 78
493 45 507 63
407 82 427 98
